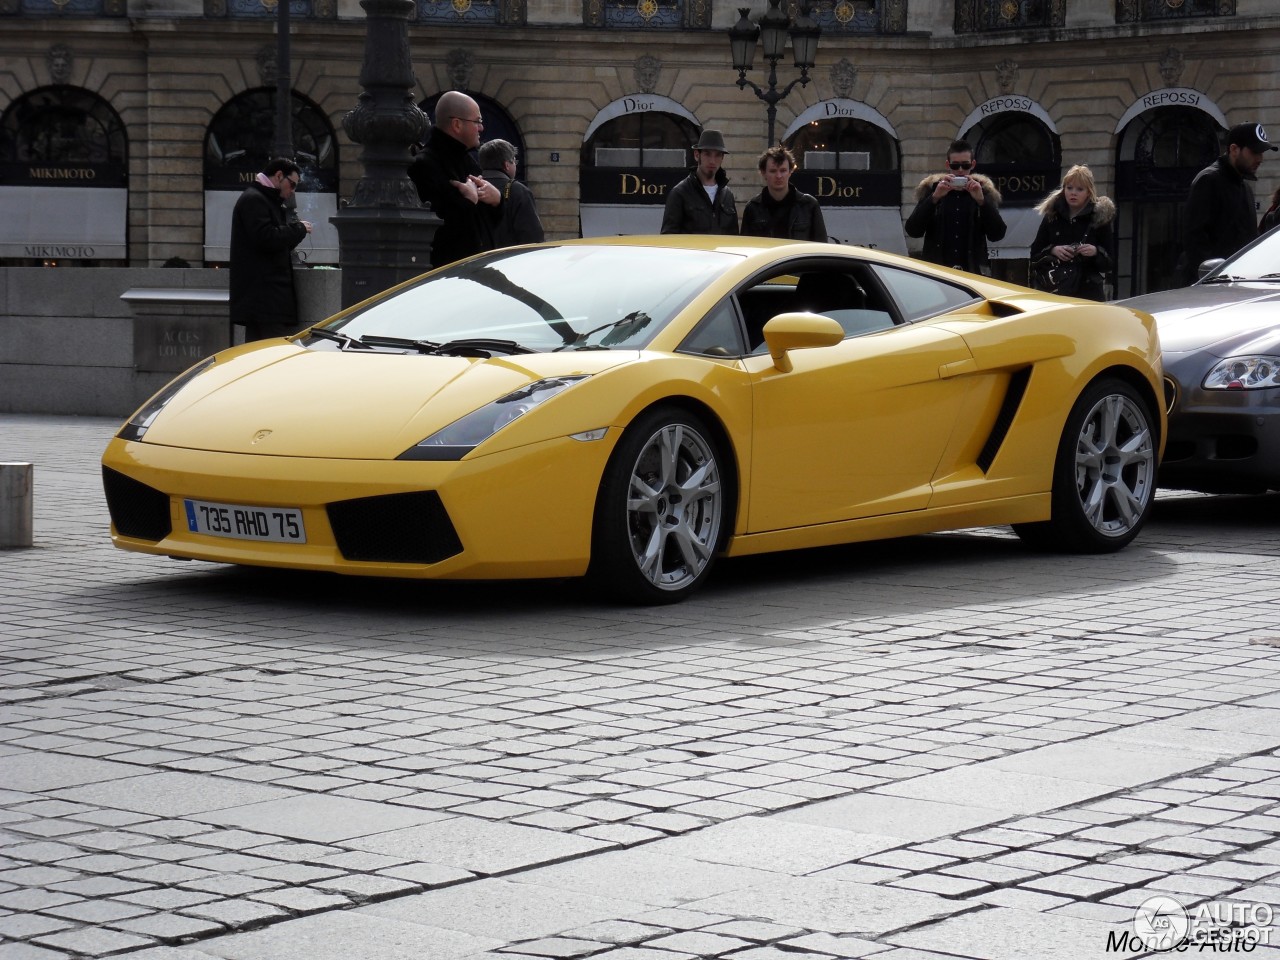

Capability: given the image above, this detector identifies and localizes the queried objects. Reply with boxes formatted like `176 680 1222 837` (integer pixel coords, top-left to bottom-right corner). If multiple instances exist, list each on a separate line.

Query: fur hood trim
914 172 1002 206
1041 192 1116 226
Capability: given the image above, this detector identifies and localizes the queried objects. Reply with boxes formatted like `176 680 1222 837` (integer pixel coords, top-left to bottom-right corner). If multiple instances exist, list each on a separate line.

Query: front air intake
327 491 463 564
102 467 172 542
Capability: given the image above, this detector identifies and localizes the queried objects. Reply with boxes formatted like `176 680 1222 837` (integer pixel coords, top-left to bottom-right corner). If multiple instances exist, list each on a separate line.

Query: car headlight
398 375 589 461
1203 356 1280 391
117 357 218 442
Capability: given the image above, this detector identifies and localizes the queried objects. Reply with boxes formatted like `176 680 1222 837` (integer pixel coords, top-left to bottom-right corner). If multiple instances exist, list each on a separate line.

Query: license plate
184 499 307 544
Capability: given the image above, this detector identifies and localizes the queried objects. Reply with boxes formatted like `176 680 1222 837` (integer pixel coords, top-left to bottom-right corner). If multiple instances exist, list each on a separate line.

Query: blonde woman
1029 164 1115 300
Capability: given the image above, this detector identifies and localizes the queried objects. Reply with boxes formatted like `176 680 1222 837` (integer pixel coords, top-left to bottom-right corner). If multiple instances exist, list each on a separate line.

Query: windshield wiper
356 335 533 357
554 311 653 351
308 328 375 350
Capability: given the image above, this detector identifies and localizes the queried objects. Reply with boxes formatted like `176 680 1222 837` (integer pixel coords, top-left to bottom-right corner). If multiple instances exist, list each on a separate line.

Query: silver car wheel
1073 392 1156 538
625 422 724 592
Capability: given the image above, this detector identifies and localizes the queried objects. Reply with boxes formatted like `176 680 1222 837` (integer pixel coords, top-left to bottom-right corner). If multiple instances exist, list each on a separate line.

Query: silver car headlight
117 357 218 442
398 375 589 461
1203 356 1280 391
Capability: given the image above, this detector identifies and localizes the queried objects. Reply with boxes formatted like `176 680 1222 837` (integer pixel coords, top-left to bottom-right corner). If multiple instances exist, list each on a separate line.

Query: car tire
1013 377 1157 553
589 406 727 604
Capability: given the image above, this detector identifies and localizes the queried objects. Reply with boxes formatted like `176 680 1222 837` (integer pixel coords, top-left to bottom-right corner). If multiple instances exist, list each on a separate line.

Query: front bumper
101 431 615 580
1160 372 1280 494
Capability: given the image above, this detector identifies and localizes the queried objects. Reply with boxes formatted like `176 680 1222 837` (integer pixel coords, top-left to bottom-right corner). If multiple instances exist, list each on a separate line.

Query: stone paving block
190 910 504 960
496 936 601 957
363 877 640 941
653 816 900 875
774 794 1008 844
110 912 226 942
887 904 1114 959
32 926 156 956
49 772 299 817
0 944 76 960
181 898 290 929
508 848 783 908
684 876 965 936
346 817 610 875
3 750 145 793
873 766 1114 815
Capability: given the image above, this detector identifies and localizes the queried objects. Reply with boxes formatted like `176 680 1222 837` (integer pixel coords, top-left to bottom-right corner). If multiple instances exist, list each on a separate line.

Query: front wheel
589 407 727 604
1014 378 1157 553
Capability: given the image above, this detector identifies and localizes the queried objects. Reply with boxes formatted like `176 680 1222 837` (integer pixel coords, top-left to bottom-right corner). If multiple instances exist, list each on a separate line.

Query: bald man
408 91 503 267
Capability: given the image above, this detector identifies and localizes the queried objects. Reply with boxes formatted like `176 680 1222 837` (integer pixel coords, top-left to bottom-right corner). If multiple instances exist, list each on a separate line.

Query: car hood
1123 283 1280 356
139 344 635 459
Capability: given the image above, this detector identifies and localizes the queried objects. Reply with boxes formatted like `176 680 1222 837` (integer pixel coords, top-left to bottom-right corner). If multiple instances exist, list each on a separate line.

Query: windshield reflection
326 245 734 353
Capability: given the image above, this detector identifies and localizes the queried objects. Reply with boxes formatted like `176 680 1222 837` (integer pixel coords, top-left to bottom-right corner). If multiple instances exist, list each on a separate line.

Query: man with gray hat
1181 121 1277 282
661 129 739 235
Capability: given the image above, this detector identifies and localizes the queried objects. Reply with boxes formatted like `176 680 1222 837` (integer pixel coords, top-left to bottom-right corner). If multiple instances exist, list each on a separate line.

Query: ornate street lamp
729 0 821 147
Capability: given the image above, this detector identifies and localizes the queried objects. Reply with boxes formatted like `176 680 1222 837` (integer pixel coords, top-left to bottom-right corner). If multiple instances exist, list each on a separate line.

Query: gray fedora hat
694 129 728 152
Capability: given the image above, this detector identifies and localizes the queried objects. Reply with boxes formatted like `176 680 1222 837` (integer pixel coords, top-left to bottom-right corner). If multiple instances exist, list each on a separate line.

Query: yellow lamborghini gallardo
103 237 1164 604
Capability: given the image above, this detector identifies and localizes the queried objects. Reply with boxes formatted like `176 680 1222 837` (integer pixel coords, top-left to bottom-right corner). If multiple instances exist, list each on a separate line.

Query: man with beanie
661 129 738 235
1181 122 1277 282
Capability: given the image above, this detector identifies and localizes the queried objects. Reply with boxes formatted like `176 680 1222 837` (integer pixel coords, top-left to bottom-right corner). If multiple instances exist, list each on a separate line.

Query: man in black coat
478 138 545 247
1181 122 1276 282
904 139 1006 275
229 158 312 341
661 128 738 235
408 91 503 267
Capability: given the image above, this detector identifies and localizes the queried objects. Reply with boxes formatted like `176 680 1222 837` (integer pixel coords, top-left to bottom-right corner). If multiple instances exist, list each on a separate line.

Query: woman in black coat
1029 164 1115 301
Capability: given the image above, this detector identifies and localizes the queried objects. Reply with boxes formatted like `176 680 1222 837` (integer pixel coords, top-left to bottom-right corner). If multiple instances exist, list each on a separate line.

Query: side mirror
1197 258 1226 281
762 312 845 372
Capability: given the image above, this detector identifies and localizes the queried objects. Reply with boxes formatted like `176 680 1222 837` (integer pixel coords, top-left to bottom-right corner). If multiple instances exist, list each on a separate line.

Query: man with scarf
229 157 312 342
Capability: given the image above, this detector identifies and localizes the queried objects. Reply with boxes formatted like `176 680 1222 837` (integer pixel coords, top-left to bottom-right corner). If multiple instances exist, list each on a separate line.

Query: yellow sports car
102 237 1164 604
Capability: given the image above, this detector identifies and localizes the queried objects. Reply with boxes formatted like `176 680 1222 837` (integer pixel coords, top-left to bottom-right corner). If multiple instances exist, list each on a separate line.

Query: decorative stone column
331 0 440 309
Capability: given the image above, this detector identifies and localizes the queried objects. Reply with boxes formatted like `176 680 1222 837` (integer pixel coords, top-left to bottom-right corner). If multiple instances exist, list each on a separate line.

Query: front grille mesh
102 467 172 542
327 490 462 564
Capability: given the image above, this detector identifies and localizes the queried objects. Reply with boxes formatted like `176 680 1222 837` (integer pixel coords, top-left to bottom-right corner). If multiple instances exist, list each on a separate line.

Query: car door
743 261 979 533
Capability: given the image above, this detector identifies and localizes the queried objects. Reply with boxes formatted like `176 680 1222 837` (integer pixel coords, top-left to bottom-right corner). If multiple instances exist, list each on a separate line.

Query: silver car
1122 224 1280 494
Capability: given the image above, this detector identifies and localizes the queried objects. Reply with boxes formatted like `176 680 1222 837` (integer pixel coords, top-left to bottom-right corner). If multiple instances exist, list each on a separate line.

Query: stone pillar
331 0 441 309
0 463 33 549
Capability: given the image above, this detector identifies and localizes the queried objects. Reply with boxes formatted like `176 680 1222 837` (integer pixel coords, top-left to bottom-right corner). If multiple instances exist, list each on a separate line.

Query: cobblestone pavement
3 413 1280 960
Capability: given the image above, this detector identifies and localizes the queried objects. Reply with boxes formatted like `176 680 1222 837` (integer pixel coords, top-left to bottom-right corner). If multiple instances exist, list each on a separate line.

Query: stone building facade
1 0 1277 297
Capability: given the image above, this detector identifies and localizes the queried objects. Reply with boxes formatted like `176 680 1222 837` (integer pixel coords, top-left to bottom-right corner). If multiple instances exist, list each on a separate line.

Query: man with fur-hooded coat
904 140 1006 275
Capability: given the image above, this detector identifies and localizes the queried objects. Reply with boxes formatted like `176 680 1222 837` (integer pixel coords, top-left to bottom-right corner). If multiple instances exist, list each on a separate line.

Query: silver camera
951 176 969 189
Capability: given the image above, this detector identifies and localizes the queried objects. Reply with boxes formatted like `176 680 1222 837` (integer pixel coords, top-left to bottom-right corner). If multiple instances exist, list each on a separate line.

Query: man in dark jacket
229 158 312 341
661 128 738 235
740 144 827 241
407 91 503 267
904 139 1006 275
1181 122 1276 282
478 138 544 247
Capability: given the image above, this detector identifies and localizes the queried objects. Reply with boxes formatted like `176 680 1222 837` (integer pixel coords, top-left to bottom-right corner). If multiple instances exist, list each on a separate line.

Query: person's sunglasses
948 161 973 170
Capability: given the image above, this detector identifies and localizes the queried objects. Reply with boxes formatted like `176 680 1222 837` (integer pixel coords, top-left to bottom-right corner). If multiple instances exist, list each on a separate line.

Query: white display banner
0 186 127 259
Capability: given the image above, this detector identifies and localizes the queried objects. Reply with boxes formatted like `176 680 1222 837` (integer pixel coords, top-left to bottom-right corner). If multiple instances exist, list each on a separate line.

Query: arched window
1114 105 1221 296
0 86 129 263
204 87 337 192
584 111 699 171
202 88 339 264
580 109 700 237
964 110 1060 206
0 85 127 179
788 116 897 175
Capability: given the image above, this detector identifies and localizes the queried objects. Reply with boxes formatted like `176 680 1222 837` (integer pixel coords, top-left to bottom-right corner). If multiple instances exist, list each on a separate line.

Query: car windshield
1204 226 1280 283
324 245 736 353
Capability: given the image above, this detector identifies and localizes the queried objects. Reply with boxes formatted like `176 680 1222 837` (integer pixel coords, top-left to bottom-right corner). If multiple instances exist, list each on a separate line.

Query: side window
871 265 980 322
678 298 746 357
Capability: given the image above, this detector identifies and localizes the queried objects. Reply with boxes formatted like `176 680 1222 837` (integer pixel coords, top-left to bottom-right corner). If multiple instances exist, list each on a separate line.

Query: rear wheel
1014 378 1157 552
589 407 727 604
